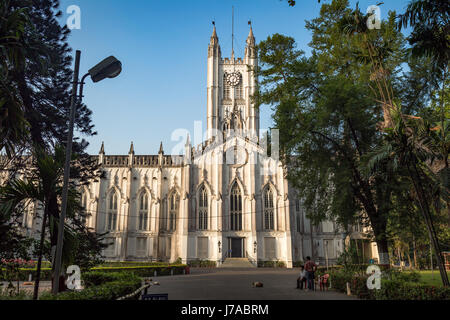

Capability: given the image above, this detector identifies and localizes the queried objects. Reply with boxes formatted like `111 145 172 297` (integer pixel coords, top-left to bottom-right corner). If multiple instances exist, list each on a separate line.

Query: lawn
416 270 450 287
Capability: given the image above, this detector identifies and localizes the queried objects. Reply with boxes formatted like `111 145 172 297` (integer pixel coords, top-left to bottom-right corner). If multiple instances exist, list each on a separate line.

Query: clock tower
206 25 259 140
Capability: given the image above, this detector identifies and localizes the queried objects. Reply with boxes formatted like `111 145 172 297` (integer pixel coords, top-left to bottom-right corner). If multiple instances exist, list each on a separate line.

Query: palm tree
0 146 88 299
397 0 449 72
339 1 449 286
365 107 449 286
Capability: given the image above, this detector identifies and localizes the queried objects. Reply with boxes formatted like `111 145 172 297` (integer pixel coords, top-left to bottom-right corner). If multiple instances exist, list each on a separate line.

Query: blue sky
58 0 410 155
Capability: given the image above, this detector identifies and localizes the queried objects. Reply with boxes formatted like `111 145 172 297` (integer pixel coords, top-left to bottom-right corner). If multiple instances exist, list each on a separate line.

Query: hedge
40 272 142 300
0 264 187 281
371 279 450 300
91 265 187 277
328 268 450 300
257 261 286 268
187 260 217 268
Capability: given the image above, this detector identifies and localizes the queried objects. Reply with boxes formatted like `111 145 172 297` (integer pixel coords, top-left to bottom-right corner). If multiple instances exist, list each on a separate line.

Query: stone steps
219 258 256 268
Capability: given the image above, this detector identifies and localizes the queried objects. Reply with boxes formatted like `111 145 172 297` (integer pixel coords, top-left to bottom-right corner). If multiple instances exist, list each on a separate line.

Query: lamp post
52 51 122 295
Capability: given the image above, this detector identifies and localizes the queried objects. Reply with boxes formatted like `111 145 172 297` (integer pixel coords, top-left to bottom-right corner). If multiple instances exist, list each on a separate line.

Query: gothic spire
210 23 218 45
99 141 105 154
245 23 256 58
185 134 191 147
246 22 255 47
208 23 221 58
159 141 164 155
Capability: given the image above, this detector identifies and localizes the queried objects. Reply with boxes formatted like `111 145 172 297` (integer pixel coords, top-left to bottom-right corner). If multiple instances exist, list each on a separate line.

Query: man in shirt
304 256 317 291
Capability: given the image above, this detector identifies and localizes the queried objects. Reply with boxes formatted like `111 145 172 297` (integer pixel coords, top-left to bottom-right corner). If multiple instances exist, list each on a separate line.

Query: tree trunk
406 248 412 270
412 237 417 269
375 238 390 266
408 162 449 286
33 202 48 300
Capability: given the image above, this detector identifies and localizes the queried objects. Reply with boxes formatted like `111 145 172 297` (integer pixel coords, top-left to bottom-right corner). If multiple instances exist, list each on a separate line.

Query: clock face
225 72 241 87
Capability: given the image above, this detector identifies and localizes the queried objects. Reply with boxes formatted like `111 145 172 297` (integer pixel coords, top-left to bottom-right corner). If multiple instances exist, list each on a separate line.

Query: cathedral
75 26 367 267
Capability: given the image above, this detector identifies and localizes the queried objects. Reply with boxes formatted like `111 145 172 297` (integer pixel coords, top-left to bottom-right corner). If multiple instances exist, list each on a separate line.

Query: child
296 265 307 290
319 273 330 291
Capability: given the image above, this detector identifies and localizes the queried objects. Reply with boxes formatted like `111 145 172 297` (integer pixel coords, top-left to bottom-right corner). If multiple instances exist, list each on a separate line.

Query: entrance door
231 238 243 258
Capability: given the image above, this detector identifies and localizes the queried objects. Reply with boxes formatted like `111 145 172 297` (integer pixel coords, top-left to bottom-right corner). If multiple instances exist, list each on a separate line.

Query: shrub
370 279 450 300
257 260 287 268
293 261 304 268
187 260 216 268
0 263 187 282
40 272 142 300
82 271 137 288
0 268 53 281
91 265 187 277
329 267 450 300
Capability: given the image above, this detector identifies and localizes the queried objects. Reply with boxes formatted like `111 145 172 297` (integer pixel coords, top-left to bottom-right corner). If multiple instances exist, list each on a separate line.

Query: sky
57 0 411 155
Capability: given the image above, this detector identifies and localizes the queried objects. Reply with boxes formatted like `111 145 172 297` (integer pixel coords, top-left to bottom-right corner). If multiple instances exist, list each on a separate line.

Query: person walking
304 256 317 291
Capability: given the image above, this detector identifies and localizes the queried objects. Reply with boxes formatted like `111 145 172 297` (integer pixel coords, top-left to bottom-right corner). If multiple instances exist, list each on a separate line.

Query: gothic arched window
198 186 208 230
236 82 243 99
81 191 88 225
263 188 274 230
138 193 149 231
169 192 179 231
107 191 118 231
230 183 242 231
223 74 231 100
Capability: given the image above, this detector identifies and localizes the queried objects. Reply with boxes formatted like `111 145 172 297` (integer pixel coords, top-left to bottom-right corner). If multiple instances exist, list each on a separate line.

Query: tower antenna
232 6 234 59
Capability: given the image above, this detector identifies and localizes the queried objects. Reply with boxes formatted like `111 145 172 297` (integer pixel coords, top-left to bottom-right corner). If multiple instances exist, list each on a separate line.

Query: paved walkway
146 268 356 300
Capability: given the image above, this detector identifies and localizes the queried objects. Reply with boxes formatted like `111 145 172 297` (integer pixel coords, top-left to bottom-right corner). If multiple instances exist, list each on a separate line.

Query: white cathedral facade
77 26 352 268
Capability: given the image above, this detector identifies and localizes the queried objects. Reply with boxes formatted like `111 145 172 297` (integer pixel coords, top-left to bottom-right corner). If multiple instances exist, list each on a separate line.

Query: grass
416 270 450 287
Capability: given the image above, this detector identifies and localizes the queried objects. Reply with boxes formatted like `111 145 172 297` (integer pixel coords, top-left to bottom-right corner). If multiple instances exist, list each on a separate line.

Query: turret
207 24 221 139
244 23 259 136
245 25 256 60
184 134 192 164
158 141 164 167
98 141 105 165
128 141 134 167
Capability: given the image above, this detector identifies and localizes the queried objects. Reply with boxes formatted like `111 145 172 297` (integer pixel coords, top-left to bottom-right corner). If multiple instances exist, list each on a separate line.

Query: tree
256 0 407 265
0 1 31 156
0 146 106 299
337 0 449 286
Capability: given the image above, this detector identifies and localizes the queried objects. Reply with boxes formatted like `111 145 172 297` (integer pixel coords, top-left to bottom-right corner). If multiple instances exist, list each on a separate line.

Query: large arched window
169 192 179 231
230 183 242 231
235 82 243 99
223 74 231 100
138 193 149 231
107 191 118 231
263 188 274 230
198 186 208 230
81 191 88 225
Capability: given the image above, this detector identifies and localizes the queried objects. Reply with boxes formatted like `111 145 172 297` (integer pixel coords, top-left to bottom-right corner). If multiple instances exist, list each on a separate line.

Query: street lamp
52 50 122 295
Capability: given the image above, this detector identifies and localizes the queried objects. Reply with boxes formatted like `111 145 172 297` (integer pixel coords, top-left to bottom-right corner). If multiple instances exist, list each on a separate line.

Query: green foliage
329 267 449 299
372 279 450 300
91 265 187 277
81 271 138 288
257 260 286 268
293 261 304 267
40 272 142 300
187 260 216 268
